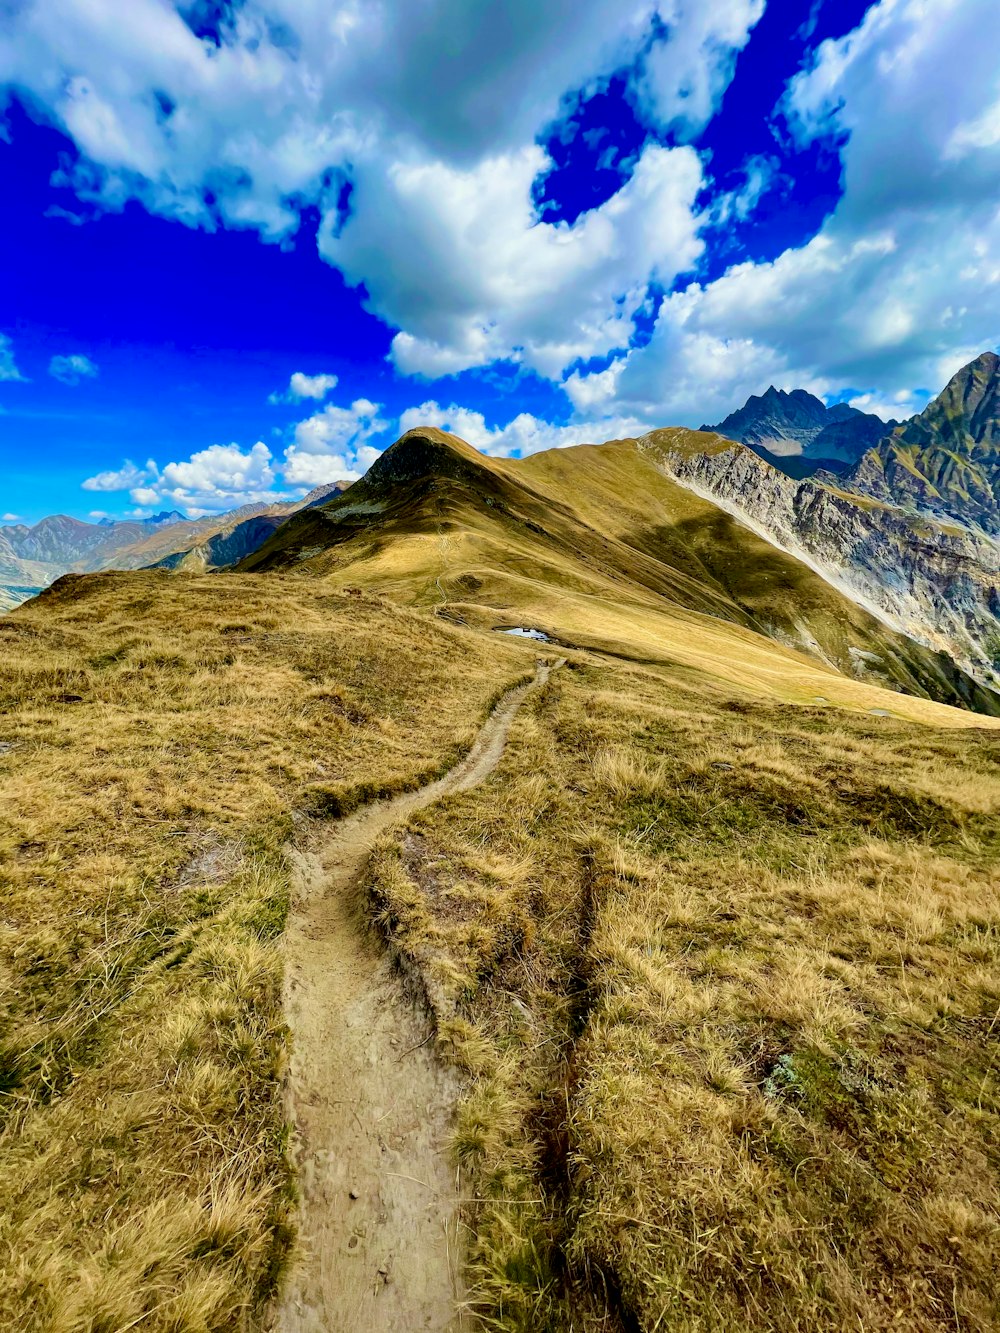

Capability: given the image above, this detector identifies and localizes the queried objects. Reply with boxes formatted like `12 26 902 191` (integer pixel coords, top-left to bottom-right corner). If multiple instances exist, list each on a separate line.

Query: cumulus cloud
636 0 765 139
2 512 20 522
49 353 99 384
269 371 339 404
0 1 700 223
282 398 390 484
82 458 155 492
713 154 782 224
325 142 705 379
162 441 268 487
846 390 924 423
5 0 994 426
0 333 25 382
0 1 757 382
82 442 282 514
397 401 647 458
570 0 1000 423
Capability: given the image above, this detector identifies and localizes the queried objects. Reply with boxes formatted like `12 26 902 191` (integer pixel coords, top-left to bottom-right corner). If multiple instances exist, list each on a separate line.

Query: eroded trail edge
275 660 555 1332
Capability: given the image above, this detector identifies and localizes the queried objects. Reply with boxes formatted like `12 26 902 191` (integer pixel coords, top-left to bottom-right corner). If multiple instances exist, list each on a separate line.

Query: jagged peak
968 349 999 373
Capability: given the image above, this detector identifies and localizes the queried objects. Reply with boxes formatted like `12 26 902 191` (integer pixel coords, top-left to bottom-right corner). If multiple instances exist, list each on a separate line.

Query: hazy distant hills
703 386 898 477
2 509 186 566
0 481 348 608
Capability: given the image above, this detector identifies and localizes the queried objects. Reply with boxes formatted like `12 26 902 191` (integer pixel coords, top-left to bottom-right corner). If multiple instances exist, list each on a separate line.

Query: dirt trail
275 660 556 1333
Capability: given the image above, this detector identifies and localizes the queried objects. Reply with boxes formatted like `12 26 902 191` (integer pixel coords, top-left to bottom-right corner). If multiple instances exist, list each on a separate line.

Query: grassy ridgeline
0 571 523 1331
368 656 1000 1332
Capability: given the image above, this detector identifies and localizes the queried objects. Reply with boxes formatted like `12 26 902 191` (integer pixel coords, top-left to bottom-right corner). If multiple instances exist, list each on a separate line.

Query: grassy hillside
0 571 524 1330
244 428 1000 719
367 647 1000 1331
3 428 1000 1330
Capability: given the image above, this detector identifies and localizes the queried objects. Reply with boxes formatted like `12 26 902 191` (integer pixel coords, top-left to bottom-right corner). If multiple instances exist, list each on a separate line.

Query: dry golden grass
5 431 1000 1332
0 570 524 1330
366 654 1000 1332
253 433 1000 726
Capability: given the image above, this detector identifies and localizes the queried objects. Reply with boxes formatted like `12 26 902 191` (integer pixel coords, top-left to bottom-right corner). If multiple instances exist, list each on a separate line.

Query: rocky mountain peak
910 349 1000 447
847 350 1000 532
703 383 894 471
361 427 487 489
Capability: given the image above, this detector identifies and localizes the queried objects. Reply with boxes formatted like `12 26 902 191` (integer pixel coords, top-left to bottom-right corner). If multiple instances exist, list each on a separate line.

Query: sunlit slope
242 428 1000 725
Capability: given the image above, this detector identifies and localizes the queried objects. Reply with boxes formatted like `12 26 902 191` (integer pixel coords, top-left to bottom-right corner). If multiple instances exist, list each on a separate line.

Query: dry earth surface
277 663 554 1332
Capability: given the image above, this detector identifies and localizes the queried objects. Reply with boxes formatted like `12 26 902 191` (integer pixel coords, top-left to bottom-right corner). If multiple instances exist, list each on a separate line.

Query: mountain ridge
847 350 1000 532
242 424 1000 717
703 384 898 475
0 480 350 608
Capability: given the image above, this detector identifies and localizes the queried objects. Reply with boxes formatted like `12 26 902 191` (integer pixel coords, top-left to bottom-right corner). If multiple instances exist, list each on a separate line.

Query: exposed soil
275 659 556 1332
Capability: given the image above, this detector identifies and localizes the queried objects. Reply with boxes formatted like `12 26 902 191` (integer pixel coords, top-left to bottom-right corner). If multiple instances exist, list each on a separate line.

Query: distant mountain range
704 387 898 477
0 482 349 609
2 509 186 570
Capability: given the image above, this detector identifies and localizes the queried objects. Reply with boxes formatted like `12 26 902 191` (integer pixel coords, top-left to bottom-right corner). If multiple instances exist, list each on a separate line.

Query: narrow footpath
275 660 555 1332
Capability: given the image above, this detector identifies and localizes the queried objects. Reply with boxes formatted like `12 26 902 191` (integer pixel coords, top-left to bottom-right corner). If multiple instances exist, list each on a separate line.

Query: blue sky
0 0 998 524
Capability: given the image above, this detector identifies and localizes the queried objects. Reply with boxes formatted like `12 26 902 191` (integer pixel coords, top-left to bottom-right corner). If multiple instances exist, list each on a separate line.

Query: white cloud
84 441 284 514
2 512 20 521
49 353 99 384
0 1 759 382
713 154 781 224
161 442 278 501
82 458 155 492
0 334 25 382
79 403 391 511
0 1 691 224
570 0 1000 424
947 98 1000 157
636 0 765 139
325 142 705 379
282 397 390 483
563 361 625 414
846 390 923 423
397 401 647 458
6 0 994 424
269 371 339 404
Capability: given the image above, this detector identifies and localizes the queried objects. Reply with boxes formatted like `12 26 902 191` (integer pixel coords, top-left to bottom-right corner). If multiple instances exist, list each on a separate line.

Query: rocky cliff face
640 428 1000 690
704 385 897 468
848 351 1000 533
151 515 289 572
